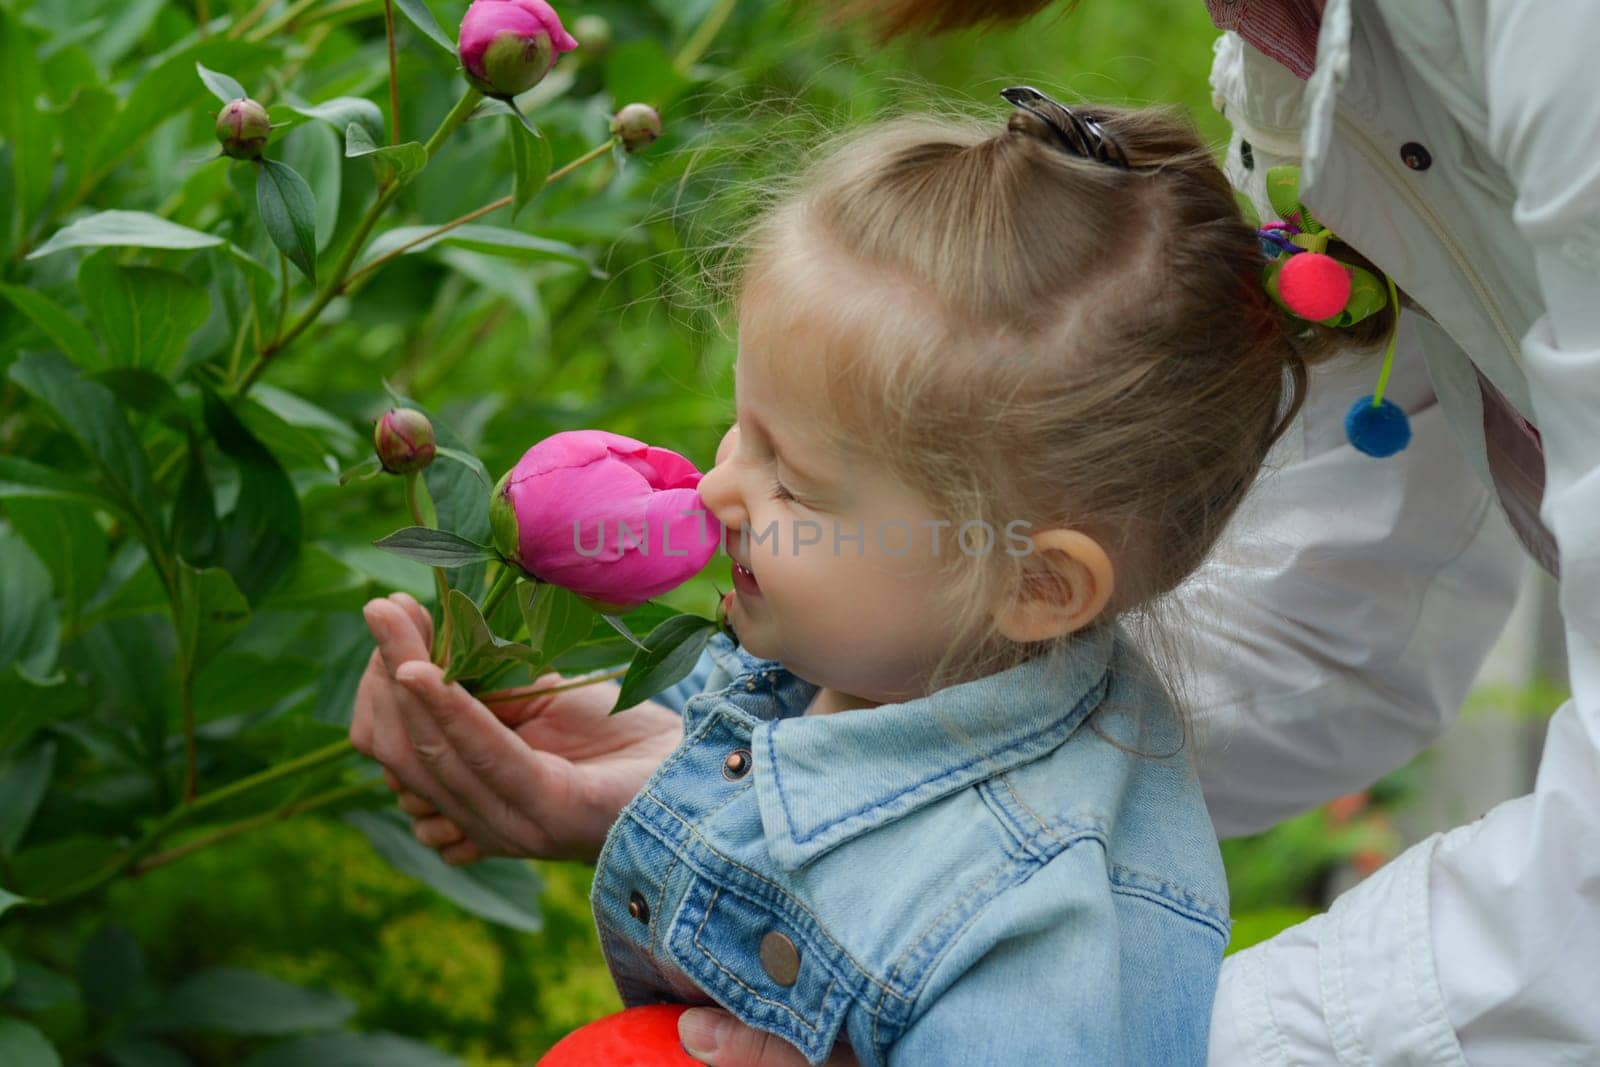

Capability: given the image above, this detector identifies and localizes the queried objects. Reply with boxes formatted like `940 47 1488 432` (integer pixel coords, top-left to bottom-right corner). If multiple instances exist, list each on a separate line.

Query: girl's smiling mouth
731 559 762 597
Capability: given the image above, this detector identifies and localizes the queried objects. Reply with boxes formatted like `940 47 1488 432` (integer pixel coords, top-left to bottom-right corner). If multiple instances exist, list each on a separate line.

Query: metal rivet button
1400 141 1432 171
722 748 752 781
627 891 649 924
760 931 800 987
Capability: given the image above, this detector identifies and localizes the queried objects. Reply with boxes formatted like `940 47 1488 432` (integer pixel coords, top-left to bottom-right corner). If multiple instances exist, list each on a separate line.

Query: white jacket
1191 1 1600 1062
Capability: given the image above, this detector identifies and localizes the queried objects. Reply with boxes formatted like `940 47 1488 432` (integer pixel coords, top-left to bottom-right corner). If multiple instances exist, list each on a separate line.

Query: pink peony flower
490 430 720 613
457 0 579 99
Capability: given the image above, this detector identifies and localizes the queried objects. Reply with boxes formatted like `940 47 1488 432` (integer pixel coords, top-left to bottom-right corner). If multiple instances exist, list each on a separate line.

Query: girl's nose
698 426 745 526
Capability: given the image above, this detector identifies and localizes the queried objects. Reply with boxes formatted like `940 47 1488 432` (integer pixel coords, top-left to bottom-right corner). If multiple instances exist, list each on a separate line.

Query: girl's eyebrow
740 407 829 488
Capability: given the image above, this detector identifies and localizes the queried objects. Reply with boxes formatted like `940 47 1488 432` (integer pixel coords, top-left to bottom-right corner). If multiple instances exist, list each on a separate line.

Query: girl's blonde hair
724 103 1375 697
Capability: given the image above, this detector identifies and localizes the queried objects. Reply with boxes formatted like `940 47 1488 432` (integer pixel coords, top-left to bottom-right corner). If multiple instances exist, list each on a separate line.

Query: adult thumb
678 1008 850 1066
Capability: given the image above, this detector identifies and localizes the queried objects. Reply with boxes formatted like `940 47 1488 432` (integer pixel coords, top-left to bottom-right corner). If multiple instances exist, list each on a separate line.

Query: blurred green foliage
1 0 1243 1061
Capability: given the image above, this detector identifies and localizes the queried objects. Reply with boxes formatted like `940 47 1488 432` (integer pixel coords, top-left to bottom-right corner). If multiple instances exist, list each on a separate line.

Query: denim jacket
591 626 1229 1066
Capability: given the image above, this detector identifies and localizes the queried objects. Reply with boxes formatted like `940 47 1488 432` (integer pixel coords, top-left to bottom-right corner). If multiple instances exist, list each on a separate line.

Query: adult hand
678 1009 859 1067
351 591 683 863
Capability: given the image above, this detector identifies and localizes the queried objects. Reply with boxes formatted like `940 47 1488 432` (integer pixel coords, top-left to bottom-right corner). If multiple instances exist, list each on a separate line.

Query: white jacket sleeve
1179 191 1523 839
1210 3 1600 1063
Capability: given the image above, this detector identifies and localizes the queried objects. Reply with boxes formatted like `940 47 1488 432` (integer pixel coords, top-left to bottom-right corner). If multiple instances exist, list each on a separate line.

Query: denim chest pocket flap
666 875 862 1063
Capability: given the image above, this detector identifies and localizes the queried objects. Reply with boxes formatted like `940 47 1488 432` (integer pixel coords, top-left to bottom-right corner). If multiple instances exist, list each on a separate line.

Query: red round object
537 1004 700 1066
1278 252 1352 321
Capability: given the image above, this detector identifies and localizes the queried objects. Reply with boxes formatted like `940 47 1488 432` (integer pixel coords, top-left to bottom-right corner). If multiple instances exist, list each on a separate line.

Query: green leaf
507 114 553 222
0 530 61 685
195 61 245 104
78 253 210 375
612 613 719 712
28 210 224 259
3 959 79 1011
338 454 384 485
443 588 542 684
242 1032 462 1067
143 968 356 1035
343 123 428 182
0 741 53 854
100 1037 189 1067
344 810 543 931
76 924 145 1021
393 0 457 54
0 946 11 995
8 352 158 528
10 836 122 899
520 583 593 664
0 10 50 256
0 456 119 515
89 0 164 68
255 159 318 284
171 441 221 565
435 447 491 487
250 383 361 456
6 498 108 616
176 564 251 672
260 545 372 612
0 284 103 369
373 527 499 568
360 224 595 273
605 38 690 111
201 389 302 604
280 118 342 250
287 95 384 144
0 1019 60 1067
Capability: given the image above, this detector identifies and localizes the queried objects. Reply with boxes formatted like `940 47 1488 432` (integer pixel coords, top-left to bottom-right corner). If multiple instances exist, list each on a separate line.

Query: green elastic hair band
1369 274 1402 407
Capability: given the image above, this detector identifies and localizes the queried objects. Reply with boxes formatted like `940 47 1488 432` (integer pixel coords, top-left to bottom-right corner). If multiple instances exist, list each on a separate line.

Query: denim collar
692 627 1116 871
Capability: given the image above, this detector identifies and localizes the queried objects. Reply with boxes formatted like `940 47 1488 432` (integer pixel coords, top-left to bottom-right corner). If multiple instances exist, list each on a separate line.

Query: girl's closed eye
769 477 798 503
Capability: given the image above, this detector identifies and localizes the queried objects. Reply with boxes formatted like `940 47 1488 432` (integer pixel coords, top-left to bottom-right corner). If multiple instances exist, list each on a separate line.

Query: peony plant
372 425 725 712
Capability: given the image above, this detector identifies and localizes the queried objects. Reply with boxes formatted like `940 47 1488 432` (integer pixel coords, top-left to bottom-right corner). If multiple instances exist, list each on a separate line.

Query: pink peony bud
215 98 271 160
374 408 437 474
610 103 661 154
489 430 720 613
457 0 579 99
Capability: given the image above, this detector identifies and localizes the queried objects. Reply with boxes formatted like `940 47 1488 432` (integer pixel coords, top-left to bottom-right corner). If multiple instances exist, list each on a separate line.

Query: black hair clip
1001 86 1130 170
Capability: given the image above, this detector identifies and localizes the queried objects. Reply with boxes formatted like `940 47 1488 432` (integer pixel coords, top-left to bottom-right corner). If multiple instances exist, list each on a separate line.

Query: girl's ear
991 529 1115 643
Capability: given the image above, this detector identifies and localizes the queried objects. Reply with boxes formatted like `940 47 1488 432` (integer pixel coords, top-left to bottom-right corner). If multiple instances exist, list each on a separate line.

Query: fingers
678 1009 851 1067
388 591 434 645
364 597 432 677
393 659 566 824
397 789 438 817
411 814 465 849
439 839 482 866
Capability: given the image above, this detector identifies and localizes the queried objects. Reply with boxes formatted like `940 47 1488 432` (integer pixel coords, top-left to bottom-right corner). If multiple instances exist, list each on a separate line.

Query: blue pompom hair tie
1343 274 1411 458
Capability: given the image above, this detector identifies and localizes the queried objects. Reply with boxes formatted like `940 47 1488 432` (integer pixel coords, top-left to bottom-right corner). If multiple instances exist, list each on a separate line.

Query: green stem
236 88 484 395
196 0 210 36
406 471 454 664
180 667 198 802
131 780 384 875
275 252 290 337
673 0 739 73
342 137 617 293
44 738 356 905
480 564 519 624
251 0 318 40
384 0 400 145
229 0 275 39
479 665 629 705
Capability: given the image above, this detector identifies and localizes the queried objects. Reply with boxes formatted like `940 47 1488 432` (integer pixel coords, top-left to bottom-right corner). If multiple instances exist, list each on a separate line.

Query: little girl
590 89 1347 1065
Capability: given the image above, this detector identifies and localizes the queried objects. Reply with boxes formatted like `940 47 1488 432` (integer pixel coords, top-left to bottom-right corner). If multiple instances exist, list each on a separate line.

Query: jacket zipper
1334 112 1525 370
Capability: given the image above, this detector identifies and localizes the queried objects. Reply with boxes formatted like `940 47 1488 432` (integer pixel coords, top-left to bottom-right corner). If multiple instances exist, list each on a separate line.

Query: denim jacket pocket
667 875 859 1064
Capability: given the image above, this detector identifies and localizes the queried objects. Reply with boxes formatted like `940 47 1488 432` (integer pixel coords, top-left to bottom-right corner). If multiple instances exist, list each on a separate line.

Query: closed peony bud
490 430 720 613
457 0 578 99
215 98 271 160
374 408 437 474
610 103 661 154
